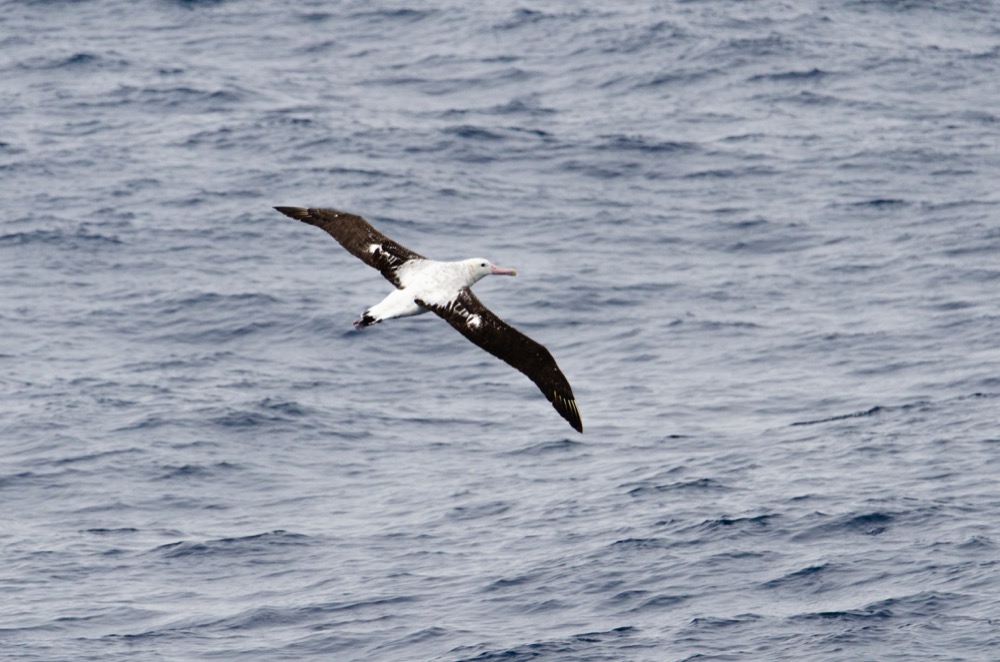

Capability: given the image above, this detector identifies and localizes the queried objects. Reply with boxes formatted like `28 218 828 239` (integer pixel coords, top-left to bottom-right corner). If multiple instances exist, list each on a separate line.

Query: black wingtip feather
553 394 583 433
274 206 310 221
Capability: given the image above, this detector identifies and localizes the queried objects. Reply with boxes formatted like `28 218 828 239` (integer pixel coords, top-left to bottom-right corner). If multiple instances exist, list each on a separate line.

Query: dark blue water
3 1 1000 659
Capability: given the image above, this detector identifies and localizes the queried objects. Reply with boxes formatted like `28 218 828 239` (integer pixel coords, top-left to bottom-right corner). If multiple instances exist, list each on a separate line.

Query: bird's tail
353 311 379 330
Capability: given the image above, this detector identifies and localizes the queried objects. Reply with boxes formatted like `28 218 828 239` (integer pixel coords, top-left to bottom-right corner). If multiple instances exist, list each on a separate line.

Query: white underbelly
368 287 428 320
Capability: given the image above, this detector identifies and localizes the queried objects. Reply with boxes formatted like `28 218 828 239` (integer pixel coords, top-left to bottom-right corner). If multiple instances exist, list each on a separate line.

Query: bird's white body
364 285 427 322
359 257 515 328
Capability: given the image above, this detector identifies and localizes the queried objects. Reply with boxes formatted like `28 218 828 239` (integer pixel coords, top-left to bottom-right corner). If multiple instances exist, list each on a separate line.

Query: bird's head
465 258 517 284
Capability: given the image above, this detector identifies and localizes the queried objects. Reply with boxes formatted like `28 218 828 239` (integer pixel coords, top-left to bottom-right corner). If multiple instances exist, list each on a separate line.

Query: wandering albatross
274 206 583 433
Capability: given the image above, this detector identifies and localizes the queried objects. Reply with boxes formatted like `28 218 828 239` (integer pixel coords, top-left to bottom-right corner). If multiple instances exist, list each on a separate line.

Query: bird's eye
480 262 487 267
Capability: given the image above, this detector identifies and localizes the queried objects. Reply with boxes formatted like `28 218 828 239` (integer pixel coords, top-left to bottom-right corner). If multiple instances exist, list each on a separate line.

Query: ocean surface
3 1 1000 660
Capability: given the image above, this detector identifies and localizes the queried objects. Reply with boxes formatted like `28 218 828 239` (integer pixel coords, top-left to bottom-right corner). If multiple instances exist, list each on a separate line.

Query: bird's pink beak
491 264 518 276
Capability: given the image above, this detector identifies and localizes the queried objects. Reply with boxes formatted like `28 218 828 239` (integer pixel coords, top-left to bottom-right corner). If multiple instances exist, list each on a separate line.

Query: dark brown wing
274 207 425 288
417 288 582 433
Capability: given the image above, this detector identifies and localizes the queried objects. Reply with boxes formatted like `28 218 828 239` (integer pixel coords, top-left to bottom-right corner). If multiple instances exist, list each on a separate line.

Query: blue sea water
2 1 1000 659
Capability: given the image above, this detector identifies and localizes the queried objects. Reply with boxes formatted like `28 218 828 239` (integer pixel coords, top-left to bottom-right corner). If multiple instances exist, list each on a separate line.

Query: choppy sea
3 1 1000 660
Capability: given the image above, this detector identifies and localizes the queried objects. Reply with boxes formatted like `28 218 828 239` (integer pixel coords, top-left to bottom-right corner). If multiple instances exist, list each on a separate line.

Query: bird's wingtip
274 206 310 220
553 393 583 433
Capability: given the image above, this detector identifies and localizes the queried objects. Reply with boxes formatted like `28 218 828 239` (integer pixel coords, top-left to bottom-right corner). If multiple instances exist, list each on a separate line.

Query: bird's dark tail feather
353 312 379 330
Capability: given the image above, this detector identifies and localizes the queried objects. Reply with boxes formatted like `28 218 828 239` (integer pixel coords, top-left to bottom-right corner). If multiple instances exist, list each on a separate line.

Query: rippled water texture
3 1 1000 660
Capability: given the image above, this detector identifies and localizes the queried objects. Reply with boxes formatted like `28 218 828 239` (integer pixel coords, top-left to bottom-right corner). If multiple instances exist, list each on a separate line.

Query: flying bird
274 206 582 433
